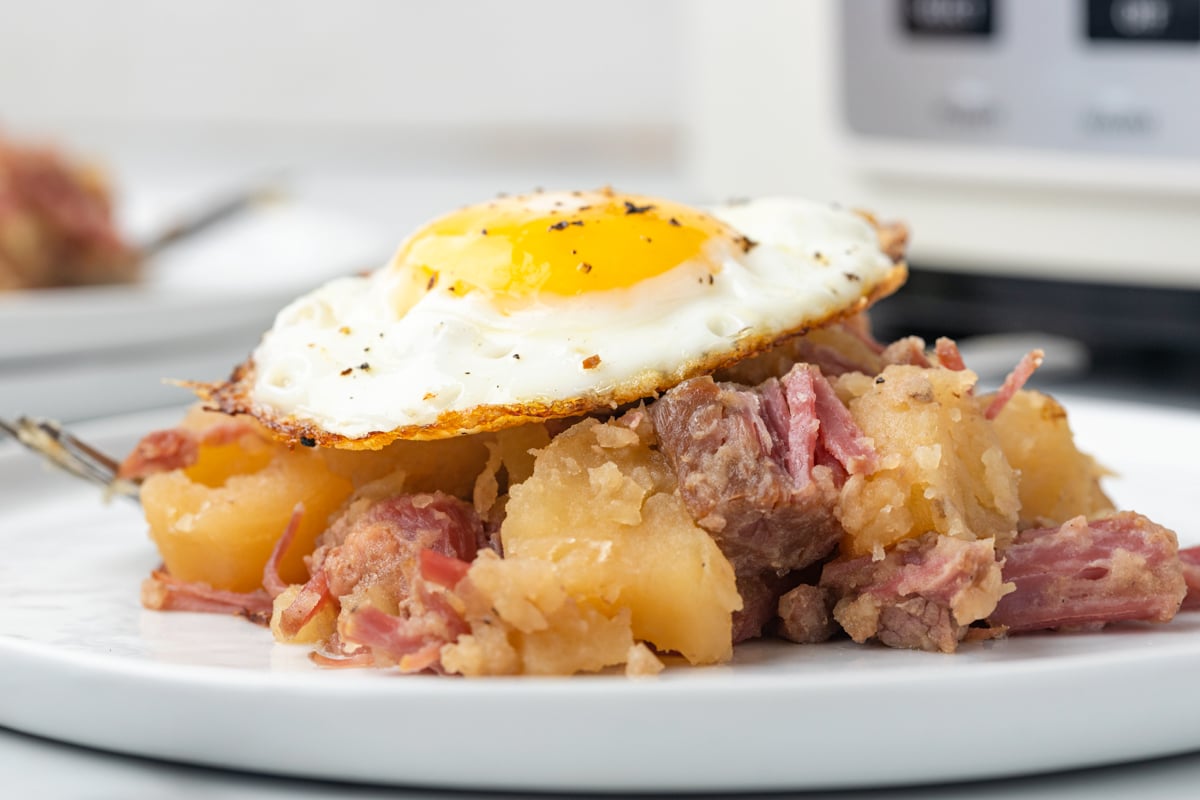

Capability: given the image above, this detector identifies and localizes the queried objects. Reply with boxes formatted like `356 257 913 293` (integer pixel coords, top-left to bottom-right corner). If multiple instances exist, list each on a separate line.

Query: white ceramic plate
1 397 1198 793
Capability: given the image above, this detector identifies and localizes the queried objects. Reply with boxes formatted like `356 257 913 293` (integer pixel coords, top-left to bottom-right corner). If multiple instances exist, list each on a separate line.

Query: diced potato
470 423 552 520
988 389 1113 525
442 551 635 676
835 366 1020 557
317 433 493 500
140 436 353 592
270 585 337 644
138 403 510 593
497 414 741 665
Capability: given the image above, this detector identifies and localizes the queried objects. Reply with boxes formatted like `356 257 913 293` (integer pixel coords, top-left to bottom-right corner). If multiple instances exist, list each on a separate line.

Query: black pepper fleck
577 262 593 274
668 217 681 227
844 272 860 281
299 436 316 448
426 272 438 291
340 368 353 376
623 200 654 215
359 362 371 371
513 353 521 360
875 376 886 384
480 228 488 235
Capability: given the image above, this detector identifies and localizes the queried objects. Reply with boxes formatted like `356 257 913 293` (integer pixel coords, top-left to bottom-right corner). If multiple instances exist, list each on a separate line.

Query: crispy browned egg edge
191 218 909 450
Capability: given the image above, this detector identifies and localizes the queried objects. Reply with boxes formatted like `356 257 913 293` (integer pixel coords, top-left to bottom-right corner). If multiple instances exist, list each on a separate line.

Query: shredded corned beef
878 336 931 368
117 429 199 481
776 584 837 644
984 349 1045 420
141 568 274 623
117 420 263 481
340 585 468 673
1179 546 1200 611
278 569 333 638
263 504 303 599
934 337 966 371
293 492 482 671
313 492 482 604
309 630 376 669
820 534 1005 653
991 512 1186 632
420 549 472 589
651 363 877 641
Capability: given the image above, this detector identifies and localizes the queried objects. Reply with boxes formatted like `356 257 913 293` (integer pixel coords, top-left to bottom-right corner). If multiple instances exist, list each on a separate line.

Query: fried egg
200 189 906 447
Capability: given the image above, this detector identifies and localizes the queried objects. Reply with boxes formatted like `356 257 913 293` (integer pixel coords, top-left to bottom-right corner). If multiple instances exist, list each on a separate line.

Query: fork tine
32 418 124 477
2 416 140 501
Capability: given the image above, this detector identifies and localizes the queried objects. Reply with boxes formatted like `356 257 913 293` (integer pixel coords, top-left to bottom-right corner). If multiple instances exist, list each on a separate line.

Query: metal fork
0 416 140 501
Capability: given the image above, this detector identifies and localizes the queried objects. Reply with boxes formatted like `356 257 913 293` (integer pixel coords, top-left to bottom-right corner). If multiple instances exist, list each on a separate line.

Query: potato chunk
835 366 1020 558
316 432 492 499
989 389 1113 525
270 584 337 643
497 412 741 666
140 430 353 592
441 550 635 676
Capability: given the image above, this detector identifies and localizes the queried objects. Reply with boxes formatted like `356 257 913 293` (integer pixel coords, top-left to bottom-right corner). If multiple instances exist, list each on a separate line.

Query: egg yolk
389 189 746 313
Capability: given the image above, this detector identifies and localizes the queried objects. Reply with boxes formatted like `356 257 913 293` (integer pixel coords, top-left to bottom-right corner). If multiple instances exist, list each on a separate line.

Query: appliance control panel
842 0 1200 159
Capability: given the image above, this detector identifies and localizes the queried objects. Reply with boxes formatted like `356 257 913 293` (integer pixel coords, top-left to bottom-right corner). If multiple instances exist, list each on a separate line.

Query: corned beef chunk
776 584 838 644
1179 546 1200 611
651 364 876 641
313 491 483 606
991 512 1185 632
820 534 1005 653
286 492 483 671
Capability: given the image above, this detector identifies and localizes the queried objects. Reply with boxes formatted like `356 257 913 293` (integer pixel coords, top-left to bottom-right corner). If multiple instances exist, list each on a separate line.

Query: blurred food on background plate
0 135 139 291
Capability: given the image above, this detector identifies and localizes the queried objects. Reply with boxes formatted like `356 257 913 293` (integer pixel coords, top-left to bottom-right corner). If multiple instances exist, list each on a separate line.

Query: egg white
243 197 899 441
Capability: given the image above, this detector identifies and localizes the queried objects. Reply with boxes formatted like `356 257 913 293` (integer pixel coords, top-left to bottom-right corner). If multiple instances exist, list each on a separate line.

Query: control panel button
904 0 994 37
940 78 999 126
1083 90 1157 135
1087 0 1200 42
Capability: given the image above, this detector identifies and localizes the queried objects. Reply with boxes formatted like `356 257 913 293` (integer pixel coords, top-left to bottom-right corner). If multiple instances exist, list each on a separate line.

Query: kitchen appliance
686 0 1200 400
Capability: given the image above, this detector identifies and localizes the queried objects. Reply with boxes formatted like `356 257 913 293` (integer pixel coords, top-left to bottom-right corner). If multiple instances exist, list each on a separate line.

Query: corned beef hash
0 135 138 291
118 189 1199 676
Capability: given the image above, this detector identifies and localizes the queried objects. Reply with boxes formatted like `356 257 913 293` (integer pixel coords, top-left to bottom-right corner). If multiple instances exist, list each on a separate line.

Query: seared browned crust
193 216 909 449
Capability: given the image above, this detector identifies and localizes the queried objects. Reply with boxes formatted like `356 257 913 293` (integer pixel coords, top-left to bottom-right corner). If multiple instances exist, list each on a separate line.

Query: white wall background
0 0 698 240
1 0 684 130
